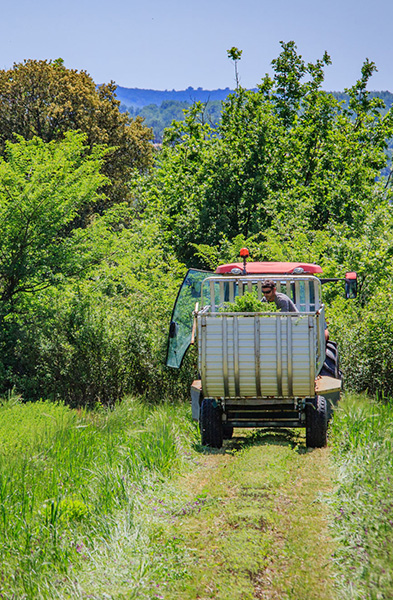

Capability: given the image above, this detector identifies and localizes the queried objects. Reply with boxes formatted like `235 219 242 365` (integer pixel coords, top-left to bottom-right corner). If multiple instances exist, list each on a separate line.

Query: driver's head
262 280 276 300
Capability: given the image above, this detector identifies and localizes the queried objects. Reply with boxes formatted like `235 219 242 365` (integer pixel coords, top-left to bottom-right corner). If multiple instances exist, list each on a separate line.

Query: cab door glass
166 269 211 368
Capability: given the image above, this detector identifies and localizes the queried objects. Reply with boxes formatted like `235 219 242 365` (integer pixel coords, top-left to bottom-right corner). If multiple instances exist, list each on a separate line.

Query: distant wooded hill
115 87 393 143
114 86 235 108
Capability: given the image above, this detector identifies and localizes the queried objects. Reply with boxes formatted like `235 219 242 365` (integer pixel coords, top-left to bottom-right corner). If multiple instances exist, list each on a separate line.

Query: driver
261 280 298 313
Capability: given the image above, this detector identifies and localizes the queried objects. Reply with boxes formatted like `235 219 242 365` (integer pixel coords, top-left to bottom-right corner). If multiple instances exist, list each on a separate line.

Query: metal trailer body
194 274 339 446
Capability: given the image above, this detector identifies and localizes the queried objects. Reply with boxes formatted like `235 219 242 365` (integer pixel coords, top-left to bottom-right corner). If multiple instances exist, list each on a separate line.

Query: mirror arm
320 278 343 284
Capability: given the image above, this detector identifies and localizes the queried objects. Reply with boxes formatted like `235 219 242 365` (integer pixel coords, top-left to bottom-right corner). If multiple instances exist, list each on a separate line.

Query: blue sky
1 0 392 92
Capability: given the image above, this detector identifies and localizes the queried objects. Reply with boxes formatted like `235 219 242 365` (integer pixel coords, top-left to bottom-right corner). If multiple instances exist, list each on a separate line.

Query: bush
0 203 195 406
2 289 195 407
328 291 393 396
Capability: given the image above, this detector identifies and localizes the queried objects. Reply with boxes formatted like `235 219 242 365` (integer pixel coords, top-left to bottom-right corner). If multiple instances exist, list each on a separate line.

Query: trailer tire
200 398 223 448
306 395 328 448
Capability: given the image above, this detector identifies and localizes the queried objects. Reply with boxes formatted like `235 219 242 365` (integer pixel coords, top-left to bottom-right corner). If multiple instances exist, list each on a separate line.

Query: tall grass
0 395 198 599
329 393 393 599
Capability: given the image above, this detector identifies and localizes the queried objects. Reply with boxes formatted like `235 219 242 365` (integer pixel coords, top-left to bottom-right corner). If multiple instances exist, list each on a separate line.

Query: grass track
146 429 336 600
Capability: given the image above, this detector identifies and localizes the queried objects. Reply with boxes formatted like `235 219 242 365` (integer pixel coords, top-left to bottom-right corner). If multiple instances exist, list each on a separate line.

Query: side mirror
345 272 357 299
169 321 178 338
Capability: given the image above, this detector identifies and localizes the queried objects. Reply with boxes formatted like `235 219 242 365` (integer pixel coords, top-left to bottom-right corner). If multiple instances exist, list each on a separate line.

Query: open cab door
166 269 211 368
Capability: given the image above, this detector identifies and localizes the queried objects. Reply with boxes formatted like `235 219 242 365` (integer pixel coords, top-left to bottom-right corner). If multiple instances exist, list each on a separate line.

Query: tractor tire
200 398 223 448
320 341 341 380
306 395 328 448
223 423 234 440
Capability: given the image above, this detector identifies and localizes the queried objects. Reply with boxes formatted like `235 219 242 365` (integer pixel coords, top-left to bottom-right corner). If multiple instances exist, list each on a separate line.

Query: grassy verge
329 393 393 599
0 394 198 599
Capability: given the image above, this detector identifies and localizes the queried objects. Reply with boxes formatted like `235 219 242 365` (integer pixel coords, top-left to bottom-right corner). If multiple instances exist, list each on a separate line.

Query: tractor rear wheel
306 395 328 448
321 341 341 380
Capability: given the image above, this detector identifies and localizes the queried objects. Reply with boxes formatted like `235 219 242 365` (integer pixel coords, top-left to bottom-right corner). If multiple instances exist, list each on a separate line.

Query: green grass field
0 393 392 599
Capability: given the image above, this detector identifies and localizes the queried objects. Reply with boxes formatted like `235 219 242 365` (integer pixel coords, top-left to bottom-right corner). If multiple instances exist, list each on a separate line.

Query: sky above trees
0 0 392 92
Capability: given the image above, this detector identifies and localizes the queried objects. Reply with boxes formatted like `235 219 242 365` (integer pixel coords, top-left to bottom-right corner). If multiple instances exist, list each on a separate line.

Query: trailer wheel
200 398 223 448
306 395 328 448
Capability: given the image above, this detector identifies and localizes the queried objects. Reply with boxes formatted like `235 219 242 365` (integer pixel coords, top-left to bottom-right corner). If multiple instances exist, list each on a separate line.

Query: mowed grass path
147 429 336 600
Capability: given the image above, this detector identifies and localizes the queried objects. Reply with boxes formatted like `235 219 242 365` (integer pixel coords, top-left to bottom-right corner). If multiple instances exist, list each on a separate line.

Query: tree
0 131 108 313
146 42 393 267
0 59 154 213
0 130 191 403
227 47 243 89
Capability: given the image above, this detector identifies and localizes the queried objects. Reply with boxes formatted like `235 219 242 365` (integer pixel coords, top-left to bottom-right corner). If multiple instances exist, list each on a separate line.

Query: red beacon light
239 248 249 274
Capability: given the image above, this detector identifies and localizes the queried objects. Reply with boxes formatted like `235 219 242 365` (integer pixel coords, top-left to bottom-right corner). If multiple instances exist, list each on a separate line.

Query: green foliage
219 291 278 312
132 99 223 143
1 42 393 403
139 100 191 142
193 234 258 271
227 47 243 62
0 132 108 308
328 289 393 397
143 41 393 269
129 41 393 396
227 46 243 88
0 208 193 404
0 133 192 403
0 58 154 210
123 87 393 148
15 294 146 406
0 132 120 399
